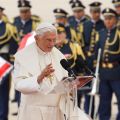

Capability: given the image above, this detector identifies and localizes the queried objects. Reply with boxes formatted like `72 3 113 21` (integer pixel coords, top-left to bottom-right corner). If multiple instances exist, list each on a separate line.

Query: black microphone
76 56 96 78
60 59 76 79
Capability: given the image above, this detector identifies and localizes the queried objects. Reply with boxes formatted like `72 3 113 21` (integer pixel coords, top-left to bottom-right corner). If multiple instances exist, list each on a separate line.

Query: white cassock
13 42 91 120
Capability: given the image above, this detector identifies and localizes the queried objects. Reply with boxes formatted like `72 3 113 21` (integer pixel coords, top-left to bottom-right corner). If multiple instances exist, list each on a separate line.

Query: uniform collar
0 20 3 24
21 18 31 25
75 16 86 23
91 19 101 24
107 25 117 33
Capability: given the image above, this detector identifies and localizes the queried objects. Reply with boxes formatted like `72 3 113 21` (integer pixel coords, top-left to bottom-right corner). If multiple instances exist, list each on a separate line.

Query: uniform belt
102 62 120 69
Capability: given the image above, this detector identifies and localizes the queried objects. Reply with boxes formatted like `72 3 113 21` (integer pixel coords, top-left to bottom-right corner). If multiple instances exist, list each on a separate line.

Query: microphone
60 59 76 79
76 56 96 78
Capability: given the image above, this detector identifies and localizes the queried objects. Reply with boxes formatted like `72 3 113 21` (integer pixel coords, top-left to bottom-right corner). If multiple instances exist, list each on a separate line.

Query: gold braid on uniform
7 24 19 43
68 42 85 68
75 43 86 60
6 23 19 62
32 15 41 30
77 23 85 47
70 28 78 43
31 15 41 23
2 14 9 23
67 42 77 68
103 28 120 56
0 24 12 45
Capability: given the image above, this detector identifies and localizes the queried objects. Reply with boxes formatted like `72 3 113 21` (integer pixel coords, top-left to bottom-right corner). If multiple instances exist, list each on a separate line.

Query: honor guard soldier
54 23 85 75
13 0 41 40
112 0 120 27
80 2 105 70
0 6 18 120
68 0 90 32
96 8 120 120
78 2 105 117
53 8 78 43
68 0 90 47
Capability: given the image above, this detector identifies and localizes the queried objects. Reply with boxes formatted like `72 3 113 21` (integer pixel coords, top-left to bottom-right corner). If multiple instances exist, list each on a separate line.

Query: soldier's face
35 32 56 52
104 16 117 29
73 10 85 19
20 9 31 20
56 32 66 46
56 17 66 25
90 11 100 20
115 5 120 15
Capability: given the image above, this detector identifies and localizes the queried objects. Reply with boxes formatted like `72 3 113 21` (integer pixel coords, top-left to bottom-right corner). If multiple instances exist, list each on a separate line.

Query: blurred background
0 0 113 22
0 0 118 120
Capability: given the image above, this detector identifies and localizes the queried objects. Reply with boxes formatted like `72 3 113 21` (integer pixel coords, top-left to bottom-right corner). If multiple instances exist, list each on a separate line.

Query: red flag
19 32 35 50
0 57 13 83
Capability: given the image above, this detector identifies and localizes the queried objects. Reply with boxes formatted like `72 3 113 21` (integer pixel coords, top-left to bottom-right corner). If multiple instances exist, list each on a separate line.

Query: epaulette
2 14 9 23
6 23 19 42
85 14 91 20
31 15 41 23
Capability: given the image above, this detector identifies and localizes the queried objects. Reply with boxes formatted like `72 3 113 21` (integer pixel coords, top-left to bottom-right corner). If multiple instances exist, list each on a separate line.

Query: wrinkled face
115 5 120 15
73 10 85 19
104 16 117 29
35 32 57 52
90 10 101 20
56 17 66 24
20 9 31 21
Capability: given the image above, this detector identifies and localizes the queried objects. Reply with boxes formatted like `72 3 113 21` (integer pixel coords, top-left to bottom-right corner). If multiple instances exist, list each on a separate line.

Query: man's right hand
37 63 55 84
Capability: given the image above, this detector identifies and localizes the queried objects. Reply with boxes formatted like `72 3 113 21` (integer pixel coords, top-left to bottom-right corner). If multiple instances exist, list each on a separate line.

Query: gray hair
35 22 57 36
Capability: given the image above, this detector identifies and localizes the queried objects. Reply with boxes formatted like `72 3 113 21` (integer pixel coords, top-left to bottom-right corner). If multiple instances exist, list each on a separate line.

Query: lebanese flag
19 32 35 50
0 57 13 83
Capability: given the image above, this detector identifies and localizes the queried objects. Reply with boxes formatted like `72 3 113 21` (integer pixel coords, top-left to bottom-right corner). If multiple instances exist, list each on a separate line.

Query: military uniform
13 15 40 39
79 18 104 117
96 8 120 120
112 0 120 28
13 0 41 40
55 23 85 75
68 1 90 46
53 8 78 42
68 15 90 32
82 19 105 70
0 7 18 120
78 2 105 117
68 1 90 30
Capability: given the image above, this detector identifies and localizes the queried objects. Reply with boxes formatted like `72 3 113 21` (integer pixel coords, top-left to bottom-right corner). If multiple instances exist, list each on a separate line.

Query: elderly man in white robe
13 22 91 120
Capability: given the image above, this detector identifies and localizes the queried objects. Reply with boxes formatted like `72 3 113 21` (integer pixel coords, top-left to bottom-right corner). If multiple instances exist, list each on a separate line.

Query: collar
21 18 31 25
107 25 117 33
75 16 86 23
0 20 3 24
91 19 101 24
